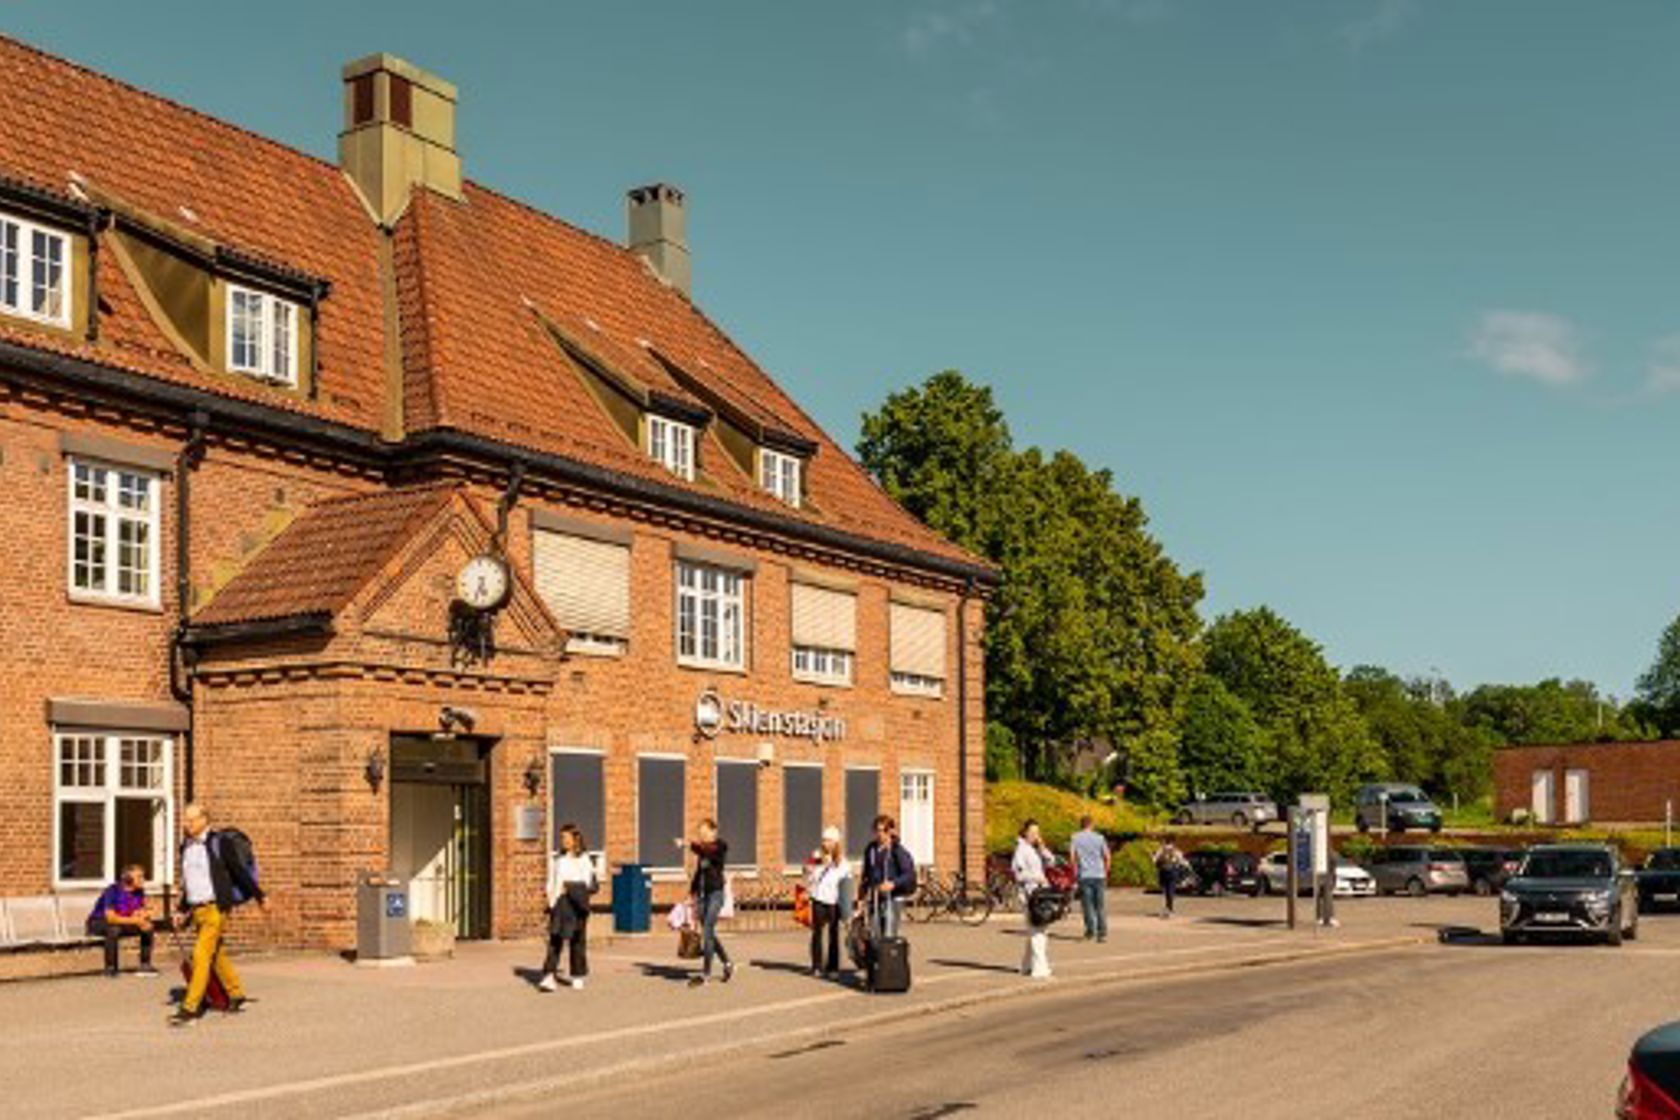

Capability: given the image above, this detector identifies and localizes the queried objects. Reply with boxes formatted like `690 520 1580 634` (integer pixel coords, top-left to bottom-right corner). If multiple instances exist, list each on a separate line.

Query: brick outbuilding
0 38 994 949
1493 741 1680 826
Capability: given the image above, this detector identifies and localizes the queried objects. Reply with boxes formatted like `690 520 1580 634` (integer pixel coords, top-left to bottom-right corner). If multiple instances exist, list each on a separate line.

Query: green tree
859 372 1205 795
1202 608 1382 803
1635 614 1680 736
1177 675 1269 796
1461 679 1648 745
1342 665 1497 803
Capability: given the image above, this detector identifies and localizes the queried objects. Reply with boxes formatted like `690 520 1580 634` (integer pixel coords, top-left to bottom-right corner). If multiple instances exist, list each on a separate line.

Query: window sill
890 687 945 701
565 642 628 659
792 673 853 690
677 659 748 676
68 592 164 615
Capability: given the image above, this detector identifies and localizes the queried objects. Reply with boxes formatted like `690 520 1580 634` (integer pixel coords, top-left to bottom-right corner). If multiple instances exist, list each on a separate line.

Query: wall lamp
365 746 386 792
523 757 544 797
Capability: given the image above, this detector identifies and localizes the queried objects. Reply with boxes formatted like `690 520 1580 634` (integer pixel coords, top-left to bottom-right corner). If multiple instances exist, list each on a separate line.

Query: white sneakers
538 973 586 992
570 978 585 990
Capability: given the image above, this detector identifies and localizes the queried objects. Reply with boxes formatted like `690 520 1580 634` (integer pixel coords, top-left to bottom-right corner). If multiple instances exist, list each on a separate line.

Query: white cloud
1646 335 1680 395
902 1 1002 56
1469 311 1591 387
1340 0 1418 54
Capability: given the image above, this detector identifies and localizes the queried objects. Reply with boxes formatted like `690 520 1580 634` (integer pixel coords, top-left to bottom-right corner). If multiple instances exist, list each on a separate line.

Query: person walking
539 824 596 992
1069 815 1111 943
1013 819 1053 979
806 826 851 978
1155 837 1188 919
857 814 916 941
679 819 733 987
86 864 159 978
169 804 266 1026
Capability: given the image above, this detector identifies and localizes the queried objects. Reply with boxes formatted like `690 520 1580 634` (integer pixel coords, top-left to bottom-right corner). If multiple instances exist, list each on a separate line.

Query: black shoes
225 996 248 1014
167 1007 200 1028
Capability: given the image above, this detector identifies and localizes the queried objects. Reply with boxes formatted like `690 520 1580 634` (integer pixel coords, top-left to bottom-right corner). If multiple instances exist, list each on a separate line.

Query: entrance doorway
389 735 493 939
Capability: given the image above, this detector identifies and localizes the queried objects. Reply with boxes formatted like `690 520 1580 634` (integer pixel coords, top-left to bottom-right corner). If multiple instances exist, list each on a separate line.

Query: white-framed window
52 732 174 888
760 448 802 507
890 671 944 698
225 284 299 385
0 211 71 327
793 646 853 686
68 458 161 607
900 770 935 868
647 415 696 481
676 560 746 670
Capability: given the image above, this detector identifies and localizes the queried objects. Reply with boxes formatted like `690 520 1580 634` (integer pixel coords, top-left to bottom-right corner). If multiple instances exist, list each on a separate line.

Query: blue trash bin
612 863 652 933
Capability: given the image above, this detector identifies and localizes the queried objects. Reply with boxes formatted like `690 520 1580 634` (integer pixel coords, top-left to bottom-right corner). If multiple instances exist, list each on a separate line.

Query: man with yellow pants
170 804 267 1027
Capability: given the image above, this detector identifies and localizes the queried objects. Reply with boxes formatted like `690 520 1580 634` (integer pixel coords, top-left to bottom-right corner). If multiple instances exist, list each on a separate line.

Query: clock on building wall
455 554 511 612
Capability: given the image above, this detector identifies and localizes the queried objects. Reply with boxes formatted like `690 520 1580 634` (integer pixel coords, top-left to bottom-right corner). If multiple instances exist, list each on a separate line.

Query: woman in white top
1012 819 1053 979
806 826 852 978
540 824 597 992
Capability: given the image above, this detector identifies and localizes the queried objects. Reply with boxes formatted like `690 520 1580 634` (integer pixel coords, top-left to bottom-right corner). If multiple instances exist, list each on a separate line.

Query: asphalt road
510 929 1680 1120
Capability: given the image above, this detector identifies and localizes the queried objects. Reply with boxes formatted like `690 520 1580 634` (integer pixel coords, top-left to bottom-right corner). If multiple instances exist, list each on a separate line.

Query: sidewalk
1 891 1448 1119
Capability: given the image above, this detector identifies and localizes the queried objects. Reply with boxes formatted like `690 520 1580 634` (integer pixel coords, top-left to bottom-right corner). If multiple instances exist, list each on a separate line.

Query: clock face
456 555 510 612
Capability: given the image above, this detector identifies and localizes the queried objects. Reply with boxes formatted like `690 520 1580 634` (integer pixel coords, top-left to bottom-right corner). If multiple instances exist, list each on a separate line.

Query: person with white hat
806 826 852 978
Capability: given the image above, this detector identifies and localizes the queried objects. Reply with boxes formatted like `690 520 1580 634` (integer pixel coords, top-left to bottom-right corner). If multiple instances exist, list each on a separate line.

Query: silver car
1172 791 1279 830
1365 845 1470 896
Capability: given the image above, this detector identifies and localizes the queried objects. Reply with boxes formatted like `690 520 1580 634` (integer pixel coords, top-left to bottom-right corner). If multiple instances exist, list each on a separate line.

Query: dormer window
760 448 802 508
647 414 695 481
0 212 70 328
226 285 298 385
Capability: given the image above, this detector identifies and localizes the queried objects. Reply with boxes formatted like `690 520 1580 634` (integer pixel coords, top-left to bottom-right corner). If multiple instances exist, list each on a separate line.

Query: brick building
0 39 993 949
1493 741 1680 826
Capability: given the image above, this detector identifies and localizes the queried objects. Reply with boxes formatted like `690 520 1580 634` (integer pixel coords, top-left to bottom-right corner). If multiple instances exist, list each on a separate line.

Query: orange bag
792 883 813 928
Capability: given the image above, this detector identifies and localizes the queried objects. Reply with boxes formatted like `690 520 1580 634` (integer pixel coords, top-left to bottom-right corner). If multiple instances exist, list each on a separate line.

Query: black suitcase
867 935 912 993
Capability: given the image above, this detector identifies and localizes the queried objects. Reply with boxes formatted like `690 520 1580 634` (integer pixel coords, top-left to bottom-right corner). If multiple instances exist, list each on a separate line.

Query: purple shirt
90 883 146 925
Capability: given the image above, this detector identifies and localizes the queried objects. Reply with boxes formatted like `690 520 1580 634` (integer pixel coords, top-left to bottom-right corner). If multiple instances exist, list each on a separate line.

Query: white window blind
790 583 856 652
889 602 947 681
532 529 631 643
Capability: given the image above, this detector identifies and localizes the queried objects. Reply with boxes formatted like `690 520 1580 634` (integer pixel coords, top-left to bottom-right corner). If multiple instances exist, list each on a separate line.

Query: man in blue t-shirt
1069 816 1111 943
85 864 158 977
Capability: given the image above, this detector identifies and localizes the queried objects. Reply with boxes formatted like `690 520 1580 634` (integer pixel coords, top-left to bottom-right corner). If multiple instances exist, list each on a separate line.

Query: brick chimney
626 183 690 296
338 54 461 224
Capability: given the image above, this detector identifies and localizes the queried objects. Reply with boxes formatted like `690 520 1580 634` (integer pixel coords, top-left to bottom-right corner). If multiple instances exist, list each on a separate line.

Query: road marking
100 936 1416 1120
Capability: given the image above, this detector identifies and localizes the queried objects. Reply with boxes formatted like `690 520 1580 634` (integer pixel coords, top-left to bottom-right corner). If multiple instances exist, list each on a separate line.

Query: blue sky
8 1 1679 694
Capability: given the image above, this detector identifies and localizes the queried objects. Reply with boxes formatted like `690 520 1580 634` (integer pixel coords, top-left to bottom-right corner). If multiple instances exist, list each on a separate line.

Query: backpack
211 828 260 907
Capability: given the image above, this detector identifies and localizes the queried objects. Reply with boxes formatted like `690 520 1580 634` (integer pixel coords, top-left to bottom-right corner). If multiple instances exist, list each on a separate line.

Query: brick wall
1493 740 1680 825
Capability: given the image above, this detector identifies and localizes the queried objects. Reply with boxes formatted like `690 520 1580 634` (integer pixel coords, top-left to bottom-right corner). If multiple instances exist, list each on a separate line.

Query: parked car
1185 850 1262 896
1638 849 1680 914
1171 792 1279 830
1364 846 1469 896
1618 1020 1680 1119
1452 846 1527 896
1354 783 1444 834
1500 843 1638 945
1256 852 1376 897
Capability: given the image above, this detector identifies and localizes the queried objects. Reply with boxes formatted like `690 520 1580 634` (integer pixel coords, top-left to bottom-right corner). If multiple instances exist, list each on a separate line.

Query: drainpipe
958 576 974 880
85 210 108 343
494 460 526 550
170 411 209 801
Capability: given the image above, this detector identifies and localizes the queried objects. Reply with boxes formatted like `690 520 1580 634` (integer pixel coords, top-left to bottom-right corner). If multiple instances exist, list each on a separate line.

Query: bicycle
913 870 994 926
986 865 1022 914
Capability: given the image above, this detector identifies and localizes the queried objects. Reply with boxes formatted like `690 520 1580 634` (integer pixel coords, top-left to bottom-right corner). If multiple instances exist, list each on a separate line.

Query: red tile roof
0 34 985 573
192 487 456 626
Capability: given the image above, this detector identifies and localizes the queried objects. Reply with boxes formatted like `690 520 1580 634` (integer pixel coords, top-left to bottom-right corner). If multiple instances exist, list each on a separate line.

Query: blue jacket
858 839 917 896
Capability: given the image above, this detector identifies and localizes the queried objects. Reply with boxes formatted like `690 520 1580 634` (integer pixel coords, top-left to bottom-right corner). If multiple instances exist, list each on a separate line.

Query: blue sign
385 891 408 919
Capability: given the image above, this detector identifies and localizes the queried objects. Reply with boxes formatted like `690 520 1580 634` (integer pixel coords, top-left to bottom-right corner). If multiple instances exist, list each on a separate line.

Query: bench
0 895 102 950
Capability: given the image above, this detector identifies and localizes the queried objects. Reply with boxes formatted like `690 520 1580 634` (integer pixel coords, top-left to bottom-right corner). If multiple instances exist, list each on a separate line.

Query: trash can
612 863 652 934
356 872 413 961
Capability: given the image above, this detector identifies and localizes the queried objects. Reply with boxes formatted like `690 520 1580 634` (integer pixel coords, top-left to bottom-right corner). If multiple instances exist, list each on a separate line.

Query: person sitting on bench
85 864 158 978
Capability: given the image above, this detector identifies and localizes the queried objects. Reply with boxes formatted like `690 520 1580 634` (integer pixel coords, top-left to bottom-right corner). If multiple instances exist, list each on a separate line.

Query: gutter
169 411 208 801
0 341 999 588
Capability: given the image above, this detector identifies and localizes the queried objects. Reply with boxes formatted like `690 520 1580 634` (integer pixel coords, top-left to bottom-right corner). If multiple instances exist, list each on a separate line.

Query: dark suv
1500 844 1638 946
1453 847 1526 896
1354 783 1444 834
1185 850 1262 896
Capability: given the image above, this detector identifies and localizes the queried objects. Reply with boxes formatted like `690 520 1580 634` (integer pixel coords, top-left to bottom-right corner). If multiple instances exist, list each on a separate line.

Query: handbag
792 883 813 929
677 925 703 959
